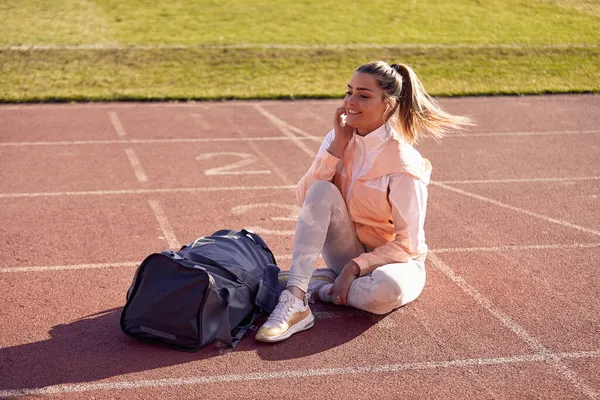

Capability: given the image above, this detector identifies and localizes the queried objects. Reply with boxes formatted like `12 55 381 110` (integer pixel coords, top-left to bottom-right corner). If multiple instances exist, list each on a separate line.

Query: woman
256 61 470 343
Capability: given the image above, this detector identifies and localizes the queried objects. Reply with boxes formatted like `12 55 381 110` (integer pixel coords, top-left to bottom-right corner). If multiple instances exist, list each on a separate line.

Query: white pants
286 180 426 315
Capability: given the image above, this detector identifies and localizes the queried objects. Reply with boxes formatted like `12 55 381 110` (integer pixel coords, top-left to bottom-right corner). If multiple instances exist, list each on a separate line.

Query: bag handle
240 229 277 264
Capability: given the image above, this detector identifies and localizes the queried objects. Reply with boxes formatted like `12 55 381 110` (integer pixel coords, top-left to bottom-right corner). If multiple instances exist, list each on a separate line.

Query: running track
1 95 599 399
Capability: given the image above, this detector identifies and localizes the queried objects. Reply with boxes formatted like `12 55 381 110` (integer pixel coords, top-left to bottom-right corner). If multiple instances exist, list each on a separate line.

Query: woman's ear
383 99 396 120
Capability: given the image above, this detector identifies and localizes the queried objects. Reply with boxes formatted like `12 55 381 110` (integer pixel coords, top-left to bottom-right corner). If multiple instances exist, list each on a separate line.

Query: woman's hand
329 261 360 306
328 106 354 158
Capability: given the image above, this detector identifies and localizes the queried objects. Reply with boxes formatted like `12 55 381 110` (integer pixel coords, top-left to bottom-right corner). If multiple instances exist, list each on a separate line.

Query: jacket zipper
346 137 366 200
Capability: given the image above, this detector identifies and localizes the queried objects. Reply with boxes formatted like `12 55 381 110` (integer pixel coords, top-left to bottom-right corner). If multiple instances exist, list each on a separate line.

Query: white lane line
304 104 329 129
0 101 334 111
561 350 600 360
147 200 181 249
0 185 296 199
1 130 598 147
431 181 600 237
432 242 600 254
4 43 599 51
216 107 293 185
449 129 600 138
5 243 600 272
124 148 149 182
254 105 317 158
0 137 321 146
436 176 600 185
108 111 126 137
0 257 290 273
190 113 211 130
427 253 598 399
243 227 295 235
261 110 315 139
3 351 600 398
0 262 138 273
428 253 548 353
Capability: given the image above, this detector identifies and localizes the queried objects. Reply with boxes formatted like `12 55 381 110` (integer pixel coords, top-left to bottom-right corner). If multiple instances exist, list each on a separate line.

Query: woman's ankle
286 285 306 301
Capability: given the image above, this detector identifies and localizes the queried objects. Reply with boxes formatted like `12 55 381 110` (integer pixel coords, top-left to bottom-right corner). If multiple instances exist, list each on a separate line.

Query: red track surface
1 95 599 399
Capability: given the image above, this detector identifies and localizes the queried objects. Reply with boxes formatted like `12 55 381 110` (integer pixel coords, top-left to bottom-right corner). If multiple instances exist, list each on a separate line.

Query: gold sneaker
255 290 314 343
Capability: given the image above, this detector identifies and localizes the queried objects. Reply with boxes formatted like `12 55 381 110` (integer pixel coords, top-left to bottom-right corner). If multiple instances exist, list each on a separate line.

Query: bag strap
213 288 260 348
230 311 260 347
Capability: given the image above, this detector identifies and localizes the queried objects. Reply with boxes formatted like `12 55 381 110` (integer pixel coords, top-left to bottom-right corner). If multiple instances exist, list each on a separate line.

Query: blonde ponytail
356 61 472 144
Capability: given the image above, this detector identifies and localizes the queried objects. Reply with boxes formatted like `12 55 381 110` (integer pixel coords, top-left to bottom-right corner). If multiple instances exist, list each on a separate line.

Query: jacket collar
353 122 395 149
351 122 432 185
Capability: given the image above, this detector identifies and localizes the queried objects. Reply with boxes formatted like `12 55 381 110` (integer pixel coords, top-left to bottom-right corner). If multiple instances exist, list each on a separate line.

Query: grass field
1 0 599 102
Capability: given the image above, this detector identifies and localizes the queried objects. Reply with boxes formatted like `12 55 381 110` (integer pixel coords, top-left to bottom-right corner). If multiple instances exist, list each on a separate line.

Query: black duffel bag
120 229 281 351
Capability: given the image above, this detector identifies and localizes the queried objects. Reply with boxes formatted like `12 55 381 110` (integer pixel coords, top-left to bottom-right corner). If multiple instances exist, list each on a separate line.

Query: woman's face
344 72 388 135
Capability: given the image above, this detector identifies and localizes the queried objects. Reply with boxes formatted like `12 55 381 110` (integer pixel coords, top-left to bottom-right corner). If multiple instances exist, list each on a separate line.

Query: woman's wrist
343 261 360 278
327 139 346 158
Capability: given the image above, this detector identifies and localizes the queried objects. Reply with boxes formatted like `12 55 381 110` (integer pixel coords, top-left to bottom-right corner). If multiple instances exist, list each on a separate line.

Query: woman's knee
367 270 404 315
347 271 402 315
304 180 342 204
349 263 425 315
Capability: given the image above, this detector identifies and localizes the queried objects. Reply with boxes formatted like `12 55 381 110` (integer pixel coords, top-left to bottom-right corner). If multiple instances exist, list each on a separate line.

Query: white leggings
286 180 426 315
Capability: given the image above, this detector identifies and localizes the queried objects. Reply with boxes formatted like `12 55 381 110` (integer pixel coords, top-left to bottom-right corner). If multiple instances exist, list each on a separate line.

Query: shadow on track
0 304 386 390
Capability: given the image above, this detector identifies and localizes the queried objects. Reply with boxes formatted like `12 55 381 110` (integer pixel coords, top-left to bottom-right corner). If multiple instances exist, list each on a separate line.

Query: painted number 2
196 152 271 176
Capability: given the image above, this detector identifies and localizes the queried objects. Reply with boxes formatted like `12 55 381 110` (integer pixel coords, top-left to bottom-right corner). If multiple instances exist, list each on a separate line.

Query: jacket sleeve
295 129 341 206
352 173 428 276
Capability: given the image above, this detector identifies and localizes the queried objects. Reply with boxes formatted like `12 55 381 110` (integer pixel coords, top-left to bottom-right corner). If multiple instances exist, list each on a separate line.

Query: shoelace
269 295 297 324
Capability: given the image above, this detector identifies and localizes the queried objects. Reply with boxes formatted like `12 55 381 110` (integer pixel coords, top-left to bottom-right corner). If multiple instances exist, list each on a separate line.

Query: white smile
347 110 360 115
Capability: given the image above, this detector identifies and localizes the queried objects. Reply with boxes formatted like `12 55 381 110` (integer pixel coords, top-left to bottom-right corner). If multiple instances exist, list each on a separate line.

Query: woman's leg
346 261 426 315
256 180 364 343
286 180 364 294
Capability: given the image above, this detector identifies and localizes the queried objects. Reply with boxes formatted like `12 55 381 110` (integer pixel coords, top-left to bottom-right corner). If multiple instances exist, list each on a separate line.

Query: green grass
1 0 599 101
3 47 598 102
2 0 599 45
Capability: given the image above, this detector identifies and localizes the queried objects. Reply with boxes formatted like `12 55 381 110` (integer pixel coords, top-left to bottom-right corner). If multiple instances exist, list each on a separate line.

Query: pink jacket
296 123 432 276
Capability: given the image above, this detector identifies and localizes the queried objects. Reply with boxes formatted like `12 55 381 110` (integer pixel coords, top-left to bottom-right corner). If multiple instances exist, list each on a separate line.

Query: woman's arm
295 129 341 206
296 106 354 206
352 173 429 276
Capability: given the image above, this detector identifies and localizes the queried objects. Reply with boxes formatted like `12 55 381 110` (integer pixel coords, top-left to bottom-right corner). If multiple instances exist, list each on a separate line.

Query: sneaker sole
255 313 315 343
